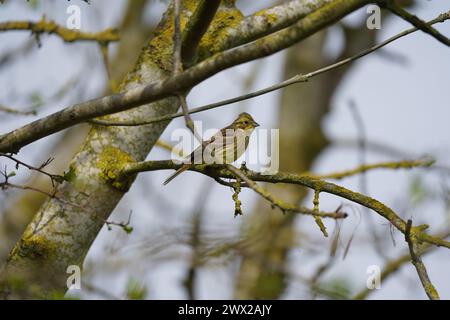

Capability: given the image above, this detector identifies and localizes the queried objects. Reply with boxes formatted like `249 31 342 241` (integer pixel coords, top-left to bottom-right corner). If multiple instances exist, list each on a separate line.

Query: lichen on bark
0 0 245 299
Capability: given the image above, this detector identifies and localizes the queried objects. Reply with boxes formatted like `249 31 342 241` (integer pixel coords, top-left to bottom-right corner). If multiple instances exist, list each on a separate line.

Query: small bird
163 112 259 185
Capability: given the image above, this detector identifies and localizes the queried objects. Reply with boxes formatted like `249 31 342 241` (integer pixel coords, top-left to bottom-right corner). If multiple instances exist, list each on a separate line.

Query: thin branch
89 10 450 128
173 2 205 145
316 159 434 180
118 160 450 250
348 100 368 190
224 164 347 220
183 182 211 298
0 169 132 234
0 0 373 153
179 94 203 143
353 229 450 300
313 189 328 237
0 104 37 116
181 0 221 66
405 219 440 300
2 5 449 153
0 152 64 186
218 0 336 53
0 16 119 43
173 0 183 75
383 1 450 47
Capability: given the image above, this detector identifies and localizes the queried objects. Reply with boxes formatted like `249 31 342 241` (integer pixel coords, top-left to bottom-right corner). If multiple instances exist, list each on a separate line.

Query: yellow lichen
198 7 244 59
254 9 278 25
97 146 135 191
139 1 192 73
126 0 243 75
10 233 58 260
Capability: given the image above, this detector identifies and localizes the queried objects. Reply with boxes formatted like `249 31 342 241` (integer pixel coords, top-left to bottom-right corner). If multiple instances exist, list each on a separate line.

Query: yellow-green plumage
163 112 259 185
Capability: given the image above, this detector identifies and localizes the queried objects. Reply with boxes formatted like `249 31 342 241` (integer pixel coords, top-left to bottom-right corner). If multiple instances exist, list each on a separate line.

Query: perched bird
163 112 259 185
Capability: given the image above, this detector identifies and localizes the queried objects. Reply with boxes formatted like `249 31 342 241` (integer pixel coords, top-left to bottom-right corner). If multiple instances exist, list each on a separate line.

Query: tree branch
353 229 450 300
173 0 183 75
118 160 450 250
0 0 372 153
316 159 434 180
0 152 64 186
224 164 346 220
89 10 450 128
181 0 221 66
0 16 119 43
218 0 336 52
383 1 450 46
0 104 37 116
405 219 440 300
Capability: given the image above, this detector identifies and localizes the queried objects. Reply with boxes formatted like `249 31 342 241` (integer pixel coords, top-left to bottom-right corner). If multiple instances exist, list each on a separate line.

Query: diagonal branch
316 159 434 180
173 0 183 75
405 219 440 300
181 0 221 66
383 1 450 47
0 0 372 153
0 104 37 116
354 229 450 300
218 0 336 52
0 152 64 186
89 10 450 127
173 1 205 144
0 17 119 43
224 164 346 220
179 94 203 143
118 160 450 250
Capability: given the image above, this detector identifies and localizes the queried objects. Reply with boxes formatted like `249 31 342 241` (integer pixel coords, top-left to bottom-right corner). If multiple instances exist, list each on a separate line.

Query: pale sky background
0 0 449 299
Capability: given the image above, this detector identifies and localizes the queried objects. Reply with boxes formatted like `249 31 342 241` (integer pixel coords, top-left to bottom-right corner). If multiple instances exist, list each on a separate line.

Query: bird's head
232 112 260 132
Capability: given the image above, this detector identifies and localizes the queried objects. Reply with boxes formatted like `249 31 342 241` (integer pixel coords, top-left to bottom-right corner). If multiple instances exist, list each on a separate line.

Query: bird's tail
163 164 190 185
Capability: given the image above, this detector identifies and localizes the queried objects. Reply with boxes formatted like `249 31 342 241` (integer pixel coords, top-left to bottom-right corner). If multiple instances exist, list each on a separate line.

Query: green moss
139 1 192 73
198 7 244 60
97 146 135 191
11 234 58 260
118 0 244 79
252 272 285 299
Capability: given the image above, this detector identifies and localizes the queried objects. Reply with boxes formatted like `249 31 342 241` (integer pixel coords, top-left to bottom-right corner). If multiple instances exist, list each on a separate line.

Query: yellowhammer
163 112 259 185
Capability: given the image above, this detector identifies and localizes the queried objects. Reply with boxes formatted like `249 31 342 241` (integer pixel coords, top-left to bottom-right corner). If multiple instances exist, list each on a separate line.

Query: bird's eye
243 121 248 125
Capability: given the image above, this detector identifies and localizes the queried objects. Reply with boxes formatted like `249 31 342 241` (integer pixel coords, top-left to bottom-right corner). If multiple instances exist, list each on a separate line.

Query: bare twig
105 211 133 233
89 11 450 128
354 229 450 300
218 0 335 53
383 2 450 46
0 167 132 234
0 16 119 44
179 94 203 144
0 152 64 186
172 1 204 144
118 160 450 250
173 0 183 75
404 219 440 300
316 159 434 180
183 182 211 299
225 164 347 220
313 189 328 237
0 0 376 153
0 104 37 116
181 0 221 66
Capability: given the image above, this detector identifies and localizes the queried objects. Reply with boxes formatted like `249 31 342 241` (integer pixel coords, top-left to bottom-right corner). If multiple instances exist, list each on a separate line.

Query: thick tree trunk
0 1 243 299
0 0 152 263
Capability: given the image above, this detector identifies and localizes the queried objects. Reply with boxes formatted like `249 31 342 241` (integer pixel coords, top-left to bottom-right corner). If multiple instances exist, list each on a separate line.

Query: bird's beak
253 121 260 127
